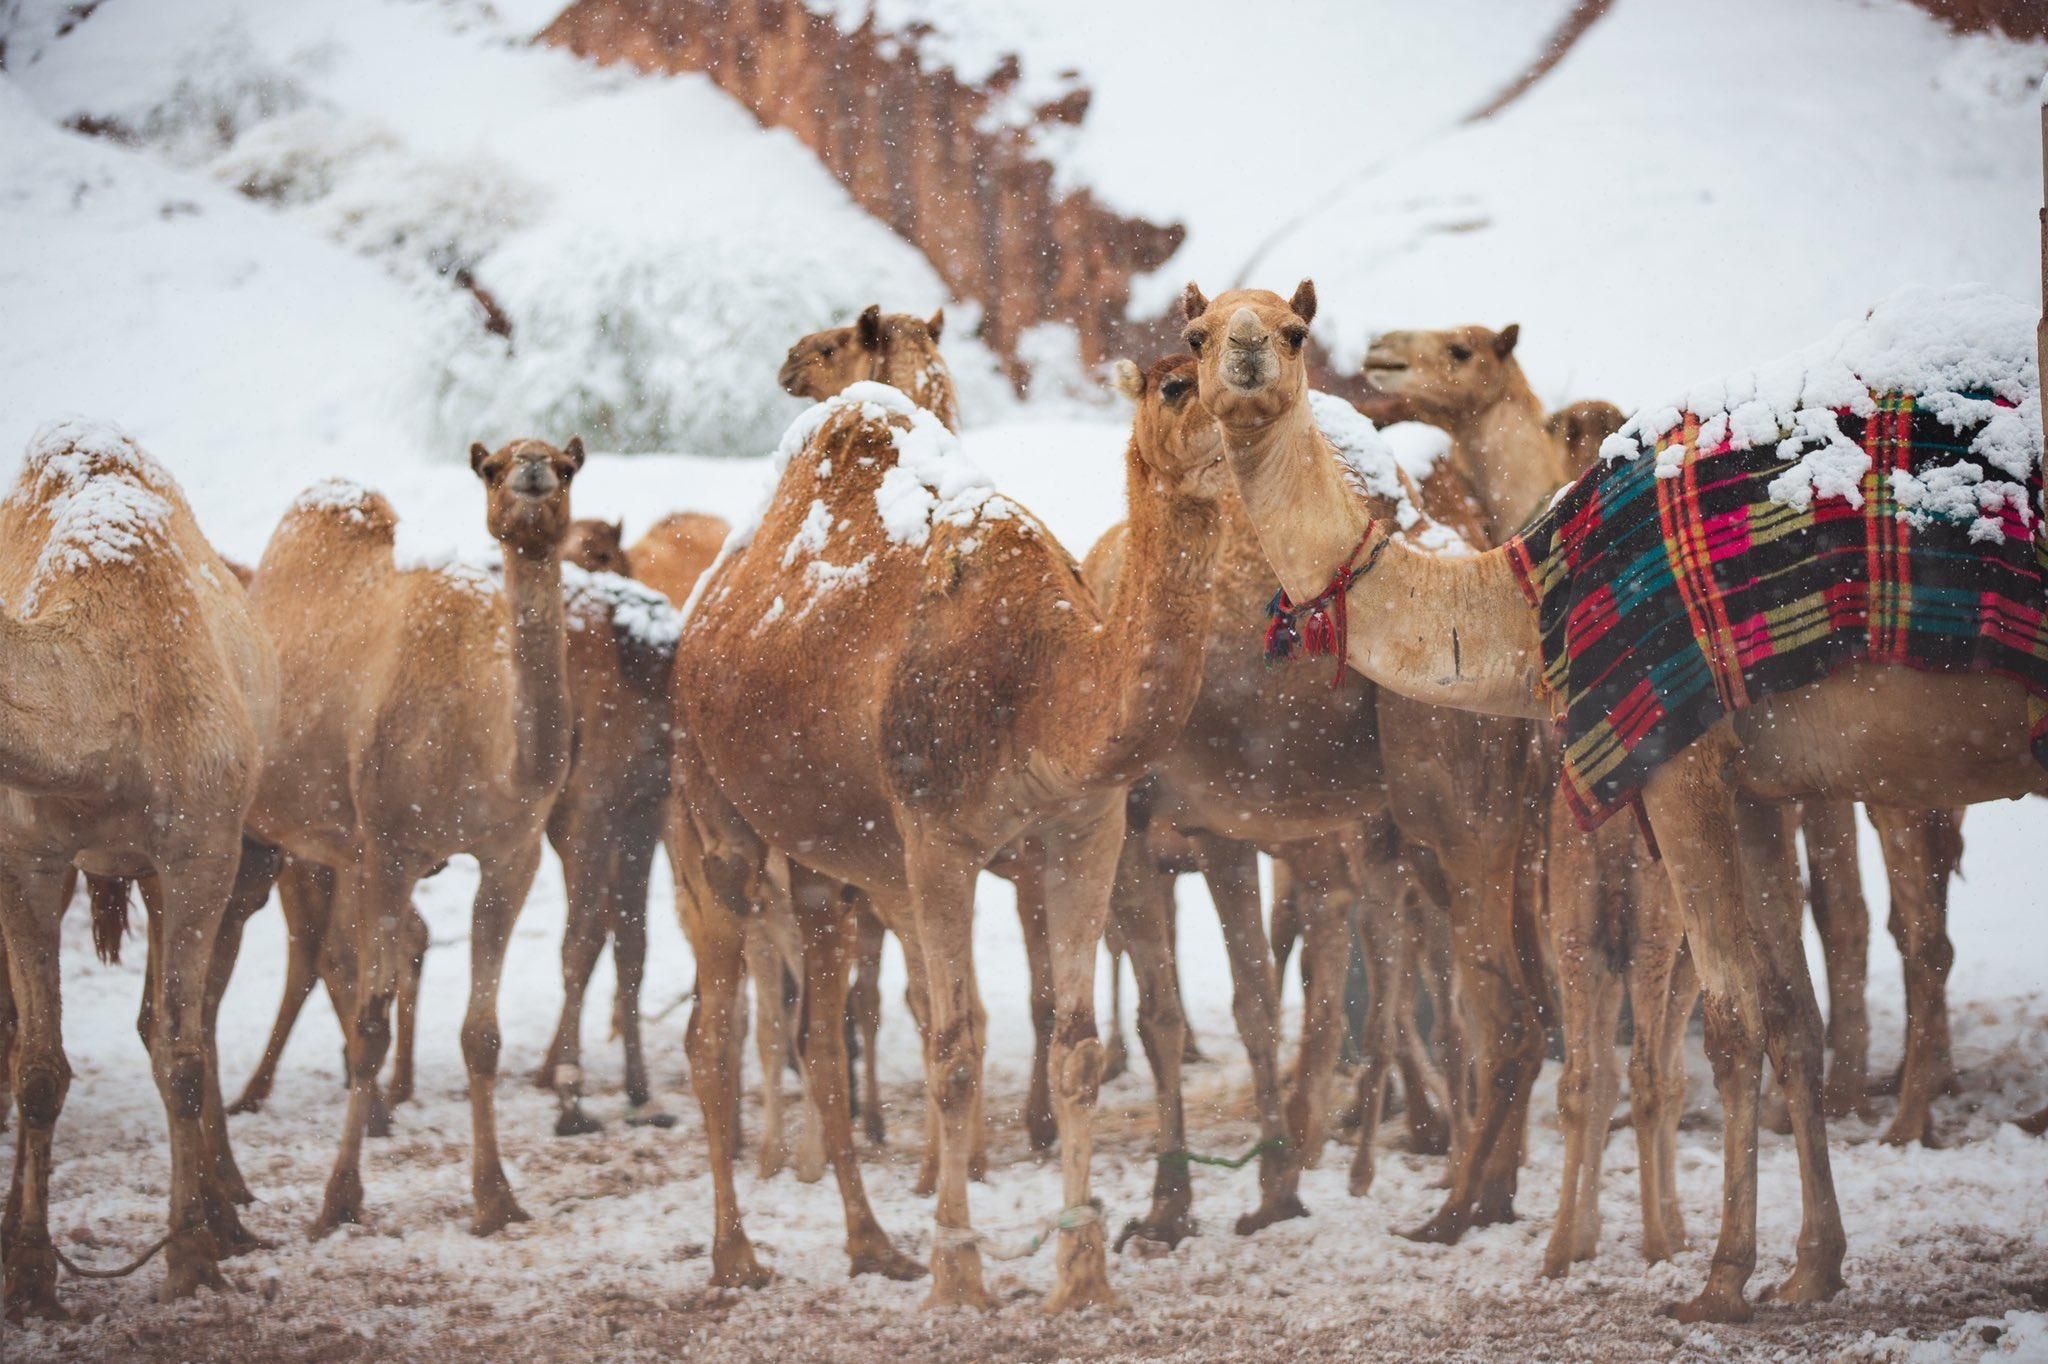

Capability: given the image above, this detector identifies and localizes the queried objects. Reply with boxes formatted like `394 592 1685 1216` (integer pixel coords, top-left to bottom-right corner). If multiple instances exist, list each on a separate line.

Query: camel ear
857 304 883 351
469 441 490 475
609 519 624 538
565 435 586 469
1494 323 1520 358
1181 282 1209 322
1110 358 1145 402
926 307 945 342
1289 279 1318 325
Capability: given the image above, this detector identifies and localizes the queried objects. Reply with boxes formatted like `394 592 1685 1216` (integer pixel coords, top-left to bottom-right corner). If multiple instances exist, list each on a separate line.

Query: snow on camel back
1507 284 2048 830
3 418 180 616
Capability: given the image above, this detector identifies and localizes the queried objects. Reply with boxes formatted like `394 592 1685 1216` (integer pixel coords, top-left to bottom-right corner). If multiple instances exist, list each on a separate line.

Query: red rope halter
1262 523 1386 690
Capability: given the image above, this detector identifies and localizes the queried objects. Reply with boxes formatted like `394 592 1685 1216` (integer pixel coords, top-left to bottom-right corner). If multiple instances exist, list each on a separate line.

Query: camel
626 511 729 605
1185 278 2045 1321
0 419 276 1317
235 436 582 1237
669 353 1230 1310
779 303 958 431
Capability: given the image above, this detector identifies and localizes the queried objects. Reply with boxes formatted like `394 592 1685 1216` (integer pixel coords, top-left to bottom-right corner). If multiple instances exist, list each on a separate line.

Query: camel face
471 436 583 558
1182 281 1317 434
778 304 945 403
1361 324 1520 423
1114 355 1228 496
563 518 629 575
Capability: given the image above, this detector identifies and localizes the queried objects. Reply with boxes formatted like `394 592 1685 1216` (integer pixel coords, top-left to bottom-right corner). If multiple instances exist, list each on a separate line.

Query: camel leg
0 932 13 1135
192 839 283 1229
463 837 541 1236
1871 806 1961 1148
1541 812 1618 1279
902 835 994 1312
228 858 329 1115
540 815 610 1136
1279 848 1352 1180
1345 831 1420 1198
612 811 667 1124
1402 879 1458 1157
1199 835 1301 1235
385 903 426 1112
1014 842 1060 1153
1101 919 1130 1084
745 916 793 1180
1110 834 1194 1250
848 906 887 1145
1801 801 1874 1120
1039 814 1119 1312
1643 743 1843 1323
0 861 73 1320
143 849 245 1301
1633 934 1698 1263
310 853 415 1237
788 871 922 1281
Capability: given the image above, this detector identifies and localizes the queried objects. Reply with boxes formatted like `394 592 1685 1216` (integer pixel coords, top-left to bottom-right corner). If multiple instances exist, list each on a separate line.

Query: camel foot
793 1144 827 1186
922 1242 993 1312
1182 1033 1206 1066
216 1165 256 1208
1472 1195 1517 1228
1397 1205 1471 1245
225 1088 266 1117
1667 1286 1753 1324
1233 1191 1308 1237
848 1237 927 1282
1348 1150 1377 1199
625 1104 678 1130
2 1240 66 1323
913 1160 937 1199
366 1097 393 1141
1101 1037 1129 1085
862 1112 887 1146
1763 1260 1846 1306
309 1167 364 1239
2016 1103 2048 1137
1115 1207 1194 1254
755 1143 788 1181
1822 1074 1874 1122
1540 1246 1574 1281
1879 1114 1942 1149
1044 1225 1118 1314
469 1187 531 1237
529 1062 560 1092
159 1230 227 1302
970 1148 989 1183
554 1106 604 1139
711 1234 774 1290
204 1191 268 1258
383 1079 413 1109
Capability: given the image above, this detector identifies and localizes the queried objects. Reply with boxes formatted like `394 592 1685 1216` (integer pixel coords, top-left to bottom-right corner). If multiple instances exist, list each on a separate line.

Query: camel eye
1449 344 1472 363
820 345 835 358
1185 330 1208 356
1282 325 1307 352
1162 378 1191 402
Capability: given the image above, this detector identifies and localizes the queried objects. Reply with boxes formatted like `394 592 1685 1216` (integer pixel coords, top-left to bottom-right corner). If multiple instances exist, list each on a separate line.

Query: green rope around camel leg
1157 1137 1286 1171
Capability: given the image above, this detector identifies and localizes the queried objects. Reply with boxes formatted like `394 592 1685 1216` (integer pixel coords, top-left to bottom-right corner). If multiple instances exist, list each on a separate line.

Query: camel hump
277 478 400 544
6 419 184 605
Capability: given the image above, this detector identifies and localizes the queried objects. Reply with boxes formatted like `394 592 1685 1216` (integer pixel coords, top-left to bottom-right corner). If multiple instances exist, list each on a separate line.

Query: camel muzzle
510 459 559 497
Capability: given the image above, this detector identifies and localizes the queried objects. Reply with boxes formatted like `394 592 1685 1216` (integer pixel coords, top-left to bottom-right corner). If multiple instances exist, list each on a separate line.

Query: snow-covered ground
4 0 2048 1358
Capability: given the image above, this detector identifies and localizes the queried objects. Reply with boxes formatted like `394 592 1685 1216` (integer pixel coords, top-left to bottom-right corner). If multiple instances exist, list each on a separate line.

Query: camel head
470 436 584 559
779 304 947 404
1110 354 1228 497
1359 324 1522 424
1181 280 1317 438
563 518 630 576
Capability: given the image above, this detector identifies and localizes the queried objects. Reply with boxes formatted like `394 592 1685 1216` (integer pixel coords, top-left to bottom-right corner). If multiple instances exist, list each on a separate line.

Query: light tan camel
627 512 729 606
239 437 581 1237
1187 280 2047 1322
0 420 276 1317
671 356 1229 1310
779 304 958 431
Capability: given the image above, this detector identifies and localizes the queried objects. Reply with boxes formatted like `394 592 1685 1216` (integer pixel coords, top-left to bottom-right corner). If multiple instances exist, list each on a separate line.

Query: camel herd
0 277 2042 1334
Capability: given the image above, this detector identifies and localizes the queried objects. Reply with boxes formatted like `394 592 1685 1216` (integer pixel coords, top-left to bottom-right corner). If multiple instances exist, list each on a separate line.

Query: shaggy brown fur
0 422 276 1317
671 354 1230 1311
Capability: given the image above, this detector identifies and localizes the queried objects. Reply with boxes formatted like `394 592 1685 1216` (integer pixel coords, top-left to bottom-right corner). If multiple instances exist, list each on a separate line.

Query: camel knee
16 1059 69 1131
1056 1032 1103 1108
461 1017 502 1078
350 1009 392 1081
156 1047 208 1122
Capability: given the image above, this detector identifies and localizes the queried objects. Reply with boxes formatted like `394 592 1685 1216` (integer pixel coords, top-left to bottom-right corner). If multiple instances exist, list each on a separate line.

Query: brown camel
237 437 582 1237
779 303 958 431
670 355 1229 1310
1186 279 2045 1321
627 511 729 606
0 420 276 1317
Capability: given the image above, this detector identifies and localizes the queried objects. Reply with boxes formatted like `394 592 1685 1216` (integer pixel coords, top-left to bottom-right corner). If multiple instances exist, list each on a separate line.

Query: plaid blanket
1507 392 2048 830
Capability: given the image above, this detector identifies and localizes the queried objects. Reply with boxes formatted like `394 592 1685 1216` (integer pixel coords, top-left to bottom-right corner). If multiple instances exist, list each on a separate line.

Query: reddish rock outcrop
539 0 1186 383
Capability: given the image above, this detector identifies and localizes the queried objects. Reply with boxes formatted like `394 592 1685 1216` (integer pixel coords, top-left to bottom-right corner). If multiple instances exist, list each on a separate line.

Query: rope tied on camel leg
929 1200 1105 1261
1158 1136 1286 1171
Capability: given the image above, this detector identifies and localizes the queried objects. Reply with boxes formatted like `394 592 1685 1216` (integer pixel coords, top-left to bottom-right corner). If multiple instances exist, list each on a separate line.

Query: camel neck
1224 399 1546 720
881 354 961 434
1449 376 1570 542
1060 446 1225 785
500 550 571 800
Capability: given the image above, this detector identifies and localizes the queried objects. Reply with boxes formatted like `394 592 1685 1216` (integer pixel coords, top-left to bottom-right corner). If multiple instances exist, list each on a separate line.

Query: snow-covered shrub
60 15 307 163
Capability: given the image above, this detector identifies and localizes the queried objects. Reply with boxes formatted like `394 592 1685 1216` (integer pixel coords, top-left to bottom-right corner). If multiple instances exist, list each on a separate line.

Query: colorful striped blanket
1507 393 2048 830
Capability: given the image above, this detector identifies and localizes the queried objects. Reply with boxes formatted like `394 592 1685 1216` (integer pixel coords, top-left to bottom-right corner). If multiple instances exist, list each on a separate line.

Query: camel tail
87 876 132 965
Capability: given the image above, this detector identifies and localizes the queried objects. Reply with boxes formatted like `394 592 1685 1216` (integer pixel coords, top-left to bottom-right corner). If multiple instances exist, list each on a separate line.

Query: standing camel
671 357 1230 1310
1185 278 2044 1321
237 437 582 1236
0 419 276 1317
